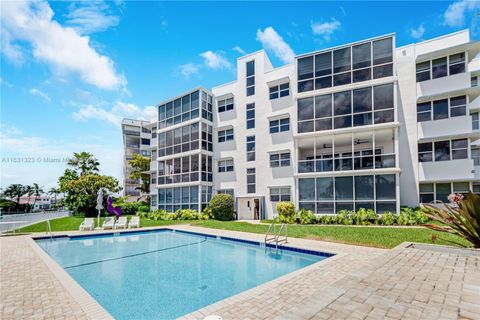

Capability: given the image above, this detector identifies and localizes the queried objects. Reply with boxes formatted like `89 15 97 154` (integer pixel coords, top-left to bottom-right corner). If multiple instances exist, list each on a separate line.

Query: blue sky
1 0 479 190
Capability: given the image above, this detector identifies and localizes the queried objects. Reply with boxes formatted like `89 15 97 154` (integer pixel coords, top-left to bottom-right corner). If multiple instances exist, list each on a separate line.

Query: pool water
37 230 328 319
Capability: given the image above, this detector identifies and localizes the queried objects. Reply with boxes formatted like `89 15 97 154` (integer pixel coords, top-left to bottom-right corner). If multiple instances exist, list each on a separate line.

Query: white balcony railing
419 159 475 182
417 115 473 140
417 73 470 98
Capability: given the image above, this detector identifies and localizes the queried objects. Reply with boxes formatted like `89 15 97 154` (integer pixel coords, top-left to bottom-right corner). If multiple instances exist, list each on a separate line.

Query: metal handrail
265 222 288 248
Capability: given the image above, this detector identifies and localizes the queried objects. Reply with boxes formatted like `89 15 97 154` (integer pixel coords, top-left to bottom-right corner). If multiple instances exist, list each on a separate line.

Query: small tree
67 152 100 175
276 201 296 223
207 194 235 221
128 154 150 199
31 183 44 209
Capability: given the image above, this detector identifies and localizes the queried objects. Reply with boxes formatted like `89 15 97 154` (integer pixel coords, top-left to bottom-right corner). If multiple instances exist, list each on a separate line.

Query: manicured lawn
190 220 471 249
14 216 190 233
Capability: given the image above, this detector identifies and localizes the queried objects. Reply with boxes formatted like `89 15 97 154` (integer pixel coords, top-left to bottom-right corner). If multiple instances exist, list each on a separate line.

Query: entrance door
237 198 258 220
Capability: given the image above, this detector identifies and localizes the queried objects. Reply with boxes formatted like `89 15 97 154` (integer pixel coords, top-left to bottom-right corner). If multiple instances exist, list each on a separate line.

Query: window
246 136 255 161
157 155 202 185
269 83 289 99
270 152 290 167
435 140 450 161
270 187 291 202
453 182 470 197
449 95 466 117
201 91 213 122
218 98 234 113
472 76 479 87
151 127 157 139
142 127 151 134
246 103 255 129
449 53 465 75
473 113 479 130
217 189 234 197
158 185 199 211
218 159 234 172
433 99 448 120
201 123 213 152
247 168 255 193
297 37 393 93
218 129 234 142
417 102 431 122
418 142 433 162
246 60 255 96
269 118 290 133
436 183 451 203
297 83 394 133
158 122 204 157
419 184 434 203
417 96 467 122
141 138 150 145
451 139 468 160
472 146 480 166
298 174 396 214
416 52 466 82
158 90 201 129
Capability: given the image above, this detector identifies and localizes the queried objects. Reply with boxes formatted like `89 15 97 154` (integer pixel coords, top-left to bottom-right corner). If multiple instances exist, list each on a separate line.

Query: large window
201 91 213 122
218 98 234 113
158 186 199 212
246 103 255 129
472 146 480 166
159 90 202 129
247 168 256 193
158 122 206 157
270 187 291 202
269 83 289 99
416 52 466 82
201 186 212 210
246 136 255 161
157 154 212 185
218 159 234 172
298 174 396 214
269 118 290 133
419 182 476 203
246 60 255 96
473 113 479 130
417 96 466 122
217 189 234 197
297 37 393 93
218 129 234 142
418 139 468 162
269 152 290 167
297 83 394 133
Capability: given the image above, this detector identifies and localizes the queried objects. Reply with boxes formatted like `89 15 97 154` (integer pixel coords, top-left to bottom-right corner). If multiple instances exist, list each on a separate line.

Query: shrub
397 207 428 225
207 194 235 221
298 209 317 224
277 202 296 224
173 209 199 220
379 211 396 225
336 210 354 225
354 208 377 225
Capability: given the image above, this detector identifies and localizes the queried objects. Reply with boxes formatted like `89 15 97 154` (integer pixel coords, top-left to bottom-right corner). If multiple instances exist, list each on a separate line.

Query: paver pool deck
1 225 479 320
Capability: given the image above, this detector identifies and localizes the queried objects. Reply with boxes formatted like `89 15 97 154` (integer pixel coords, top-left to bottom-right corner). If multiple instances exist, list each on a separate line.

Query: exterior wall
125 29 480 219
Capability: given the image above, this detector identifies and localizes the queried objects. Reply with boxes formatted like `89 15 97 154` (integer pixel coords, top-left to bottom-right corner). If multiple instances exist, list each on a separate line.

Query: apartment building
126 29 479 219
121 119 152 198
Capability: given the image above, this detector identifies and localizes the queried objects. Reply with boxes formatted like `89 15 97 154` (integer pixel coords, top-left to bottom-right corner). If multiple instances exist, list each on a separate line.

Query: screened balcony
297 128 396 174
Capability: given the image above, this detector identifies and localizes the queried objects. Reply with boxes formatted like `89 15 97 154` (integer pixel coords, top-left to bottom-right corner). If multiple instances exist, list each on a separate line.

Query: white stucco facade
125 29 480 219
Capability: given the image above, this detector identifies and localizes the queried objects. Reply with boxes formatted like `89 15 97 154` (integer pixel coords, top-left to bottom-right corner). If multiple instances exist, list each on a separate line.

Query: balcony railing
298 154 395 173
124 130 140 136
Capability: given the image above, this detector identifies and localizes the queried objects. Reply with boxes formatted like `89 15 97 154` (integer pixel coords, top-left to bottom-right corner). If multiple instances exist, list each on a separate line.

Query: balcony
124 130 140 136
417 73 470 99
298 154 395 174
419 159 475 182
417 115 473 141
469 95 480 112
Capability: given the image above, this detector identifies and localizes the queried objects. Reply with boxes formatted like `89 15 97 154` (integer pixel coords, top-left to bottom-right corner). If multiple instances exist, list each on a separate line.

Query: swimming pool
36 229 332 319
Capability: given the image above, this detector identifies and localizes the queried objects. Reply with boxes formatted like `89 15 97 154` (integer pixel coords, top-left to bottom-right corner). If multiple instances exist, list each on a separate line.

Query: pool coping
27 226 361 320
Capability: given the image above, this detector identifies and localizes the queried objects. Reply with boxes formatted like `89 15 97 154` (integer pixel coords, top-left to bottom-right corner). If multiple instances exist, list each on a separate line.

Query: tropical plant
67 152 100 175
276 201 296 223
25 185 33 211
379 211 396 225
48 187 61 207
2 184 26 210
423 192 480 248
298 208 317 224
31 183 44 208
206 194 235 221
127 154 151 199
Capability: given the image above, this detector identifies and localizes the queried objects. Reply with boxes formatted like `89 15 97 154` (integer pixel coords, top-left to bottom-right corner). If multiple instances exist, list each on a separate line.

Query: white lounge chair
102 217 115 230
128 216 140 229
79 218 94 231
115 216 127 229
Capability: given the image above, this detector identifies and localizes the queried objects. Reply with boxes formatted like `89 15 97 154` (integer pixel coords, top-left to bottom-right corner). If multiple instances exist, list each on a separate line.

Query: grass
14 216 190 233
190 220 471 249
14 216 471 249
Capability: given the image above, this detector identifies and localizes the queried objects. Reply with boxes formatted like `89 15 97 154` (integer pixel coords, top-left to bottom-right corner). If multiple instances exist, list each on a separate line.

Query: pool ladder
265 223 287 248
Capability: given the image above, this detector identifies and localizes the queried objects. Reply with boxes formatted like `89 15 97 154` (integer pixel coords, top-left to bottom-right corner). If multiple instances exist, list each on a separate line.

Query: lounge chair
102 217 115 230
115 216 127 229
128 216 140 229
79 218 94 231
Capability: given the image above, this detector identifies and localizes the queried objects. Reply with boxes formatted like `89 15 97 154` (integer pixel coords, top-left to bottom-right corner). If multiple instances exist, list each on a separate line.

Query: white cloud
200 51 232 70
0 0 124 90
409 24 426 40
232 46 246 55
0 77 14 88
444 0 480 27
311 19 341 41
178 63 200 79
29 88 51 102
73 101 157 127
65 1 120 35
256 27 295 64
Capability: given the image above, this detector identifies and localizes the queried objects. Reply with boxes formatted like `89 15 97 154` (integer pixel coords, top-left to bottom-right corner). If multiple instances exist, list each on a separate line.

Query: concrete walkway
1 225 478 320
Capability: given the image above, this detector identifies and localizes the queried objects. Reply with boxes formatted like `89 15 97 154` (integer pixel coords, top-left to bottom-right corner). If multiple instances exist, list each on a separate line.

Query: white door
237 198 254 220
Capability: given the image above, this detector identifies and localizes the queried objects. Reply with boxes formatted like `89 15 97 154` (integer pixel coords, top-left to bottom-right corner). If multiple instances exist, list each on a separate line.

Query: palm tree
48 187 61 208
67 152 100 175
25 185 33 212
31 183 44 209
3 184 26 211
